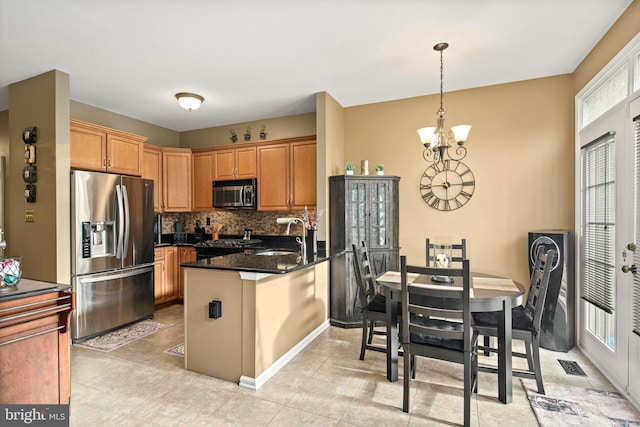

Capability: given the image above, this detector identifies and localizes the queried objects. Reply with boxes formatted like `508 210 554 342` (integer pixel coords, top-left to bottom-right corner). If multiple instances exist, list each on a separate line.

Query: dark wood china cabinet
329 175 400 328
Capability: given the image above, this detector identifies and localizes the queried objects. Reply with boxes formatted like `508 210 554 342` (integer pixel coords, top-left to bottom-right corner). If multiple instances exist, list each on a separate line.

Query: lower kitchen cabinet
0 289 74 404
178 246 197 299
154 246 178 305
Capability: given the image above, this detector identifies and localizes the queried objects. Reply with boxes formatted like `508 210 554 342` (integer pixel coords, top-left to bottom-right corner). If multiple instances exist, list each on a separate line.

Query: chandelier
417 42 471 163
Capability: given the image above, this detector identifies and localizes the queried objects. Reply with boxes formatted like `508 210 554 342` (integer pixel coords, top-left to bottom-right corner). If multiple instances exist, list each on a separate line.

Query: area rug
522 379 640 426
75 320 173 352
165 343 184 357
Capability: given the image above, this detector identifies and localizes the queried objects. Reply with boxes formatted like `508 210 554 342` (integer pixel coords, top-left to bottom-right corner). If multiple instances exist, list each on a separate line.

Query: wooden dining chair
352 241 393 360
426 238 467 268
473 248 555 394
400 256 478 426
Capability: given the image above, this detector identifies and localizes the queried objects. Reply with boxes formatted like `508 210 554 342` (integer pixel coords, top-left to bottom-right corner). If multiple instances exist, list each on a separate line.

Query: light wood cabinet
162 147 193 212
257 137 316 211
0 290 74 404
154 246 178 305
178 246 197 298
213 145 256 180
192 149 215 211
142 144 163 212
70 119 146 176
143 145 193 212
290 140 317 210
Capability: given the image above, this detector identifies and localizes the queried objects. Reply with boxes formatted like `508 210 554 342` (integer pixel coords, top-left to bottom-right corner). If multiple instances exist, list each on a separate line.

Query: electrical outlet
25 210 35 222
206 217 211 226
208 300 221 319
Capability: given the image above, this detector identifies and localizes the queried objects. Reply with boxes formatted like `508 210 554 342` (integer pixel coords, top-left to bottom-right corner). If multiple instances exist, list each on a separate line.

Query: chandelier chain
439 48 444 112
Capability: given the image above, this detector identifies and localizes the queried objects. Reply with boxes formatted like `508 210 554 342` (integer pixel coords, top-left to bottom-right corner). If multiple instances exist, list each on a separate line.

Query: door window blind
634 115 640 336
581 132 616 314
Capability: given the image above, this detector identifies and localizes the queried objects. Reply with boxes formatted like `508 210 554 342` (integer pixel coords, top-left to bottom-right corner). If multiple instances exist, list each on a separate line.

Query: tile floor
70 304 619 426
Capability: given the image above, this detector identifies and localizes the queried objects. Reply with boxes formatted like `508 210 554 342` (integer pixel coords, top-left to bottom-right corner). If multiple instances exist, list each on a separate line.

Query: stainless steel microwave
212 178 257 209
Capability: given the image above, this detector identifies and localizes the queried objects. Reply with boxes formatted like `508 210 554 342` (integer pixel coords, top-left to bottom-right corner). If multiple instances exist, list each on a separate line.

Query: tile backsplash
161 210 307 236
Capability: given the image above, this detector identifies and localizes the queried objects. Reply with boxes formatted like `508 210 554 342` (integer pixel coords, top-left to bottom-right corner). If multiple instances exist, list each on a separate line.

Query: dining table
376 269 525 404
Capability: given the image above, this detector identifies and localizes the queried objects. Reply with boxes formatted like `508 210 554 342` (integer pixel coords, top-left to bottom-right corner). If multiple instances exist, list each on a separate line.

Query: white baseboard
239 319 330 390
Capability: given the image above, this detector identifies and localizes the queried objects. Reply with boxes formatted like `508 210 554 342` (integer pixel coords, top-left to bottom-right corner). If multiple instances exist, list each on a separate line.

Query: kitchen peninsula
181 249 341 390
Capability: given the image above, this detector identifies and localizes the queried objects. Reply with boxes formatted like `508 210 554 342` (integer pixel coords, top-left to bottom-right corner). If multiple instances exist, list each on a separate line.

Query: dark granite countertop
0 278 71 302
181 248 344 274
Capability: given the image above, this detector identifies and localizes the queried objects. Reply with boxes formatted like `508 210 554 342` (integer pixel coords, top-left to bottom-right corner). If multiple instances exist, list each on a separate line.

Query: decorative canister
361 160 369 175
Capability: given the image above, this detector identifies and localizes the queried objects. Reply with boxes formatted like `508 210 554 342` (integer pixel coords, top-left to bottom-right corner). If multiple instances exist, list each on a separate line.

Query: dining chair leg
464 356 472 427
473 351 479 393
403 346 410 412
483 335 492 356
359 316 368 360
524 338 534 372
410 354 416 379
531 338 545 395
367 320 375 344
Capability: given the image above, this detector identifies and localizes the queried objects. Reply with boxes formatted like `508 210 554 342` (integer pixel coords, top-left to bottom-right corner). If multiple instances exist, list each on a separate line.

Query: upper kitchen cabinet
70 119 146 176
192 148 215 211
142 144 163 212
257 136 316 211
213 145 257 180
162 147 193 212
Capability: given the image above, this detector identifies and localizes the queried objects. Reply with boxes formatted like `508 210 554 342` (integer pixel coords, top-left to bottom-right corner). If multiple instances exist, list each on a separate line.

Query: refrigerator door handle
115 184 125 259
77 265 153 283
122 184 130 257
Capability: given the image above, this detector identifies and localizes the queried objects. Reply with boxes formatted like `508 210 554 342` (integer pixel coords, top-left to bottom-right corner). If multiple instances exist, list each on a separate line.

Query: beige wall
0 111 8 158
8 70 70 283
344 75 575 286
179 112 316 149
71 101 179 147
315 92 345 242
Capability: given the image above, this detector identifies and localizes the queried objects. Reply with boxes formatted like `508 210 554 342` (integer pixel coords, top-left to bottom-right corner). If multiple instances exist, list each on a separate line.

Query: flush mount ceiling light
175 92 204 111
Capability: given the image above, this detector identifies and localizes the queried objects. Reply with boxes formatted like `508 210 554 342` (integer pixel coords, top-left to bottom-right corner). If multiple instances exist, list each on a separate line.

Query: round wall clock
420 159 475 211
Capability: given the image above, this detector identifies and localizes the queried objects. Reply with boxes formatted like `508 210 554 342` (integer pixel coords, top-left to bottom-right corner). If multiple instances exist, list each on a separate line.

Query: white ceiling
0 0 633 132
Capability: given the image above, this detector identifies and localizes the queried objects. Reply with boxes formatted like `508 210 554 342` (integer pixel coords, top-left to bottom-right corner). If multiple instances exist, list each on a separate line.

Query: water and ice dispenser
82 221 115 258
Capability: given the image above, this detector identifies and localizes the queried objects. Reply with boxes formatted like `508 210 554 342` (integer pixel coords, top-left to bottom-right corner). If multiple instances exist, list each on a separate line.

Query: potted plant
375 162 384 175
345 161 355 175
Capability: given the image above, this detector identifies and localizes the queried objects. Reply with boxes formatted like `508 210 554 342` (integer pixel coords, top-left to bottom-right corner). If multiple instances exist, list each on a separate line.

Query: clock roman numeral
420 183 433 190
422 190 435 203
459 191 472 200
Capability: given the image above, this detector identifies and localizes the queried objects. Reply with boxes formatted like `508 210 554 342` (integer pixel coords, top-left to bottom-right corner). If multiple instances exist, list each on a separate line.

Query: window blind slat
581 132 616 313
633 117 640 335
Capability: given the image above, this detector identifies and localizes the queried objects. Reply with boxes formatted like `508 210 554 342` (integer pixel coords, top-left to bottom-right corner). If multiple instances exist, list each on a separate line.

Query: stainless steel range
194 239 263 259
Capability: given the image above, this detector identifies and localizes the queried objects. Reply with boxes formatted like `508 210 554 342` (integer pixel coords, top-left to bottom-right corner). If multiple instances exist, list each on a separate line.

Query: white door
578 102 633 391
628 96 640 404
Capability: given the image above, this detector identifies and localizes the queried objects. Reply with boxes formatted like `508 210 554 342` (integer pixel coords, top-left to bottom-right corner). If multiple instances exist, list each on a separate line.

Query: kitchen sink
254 250 299 256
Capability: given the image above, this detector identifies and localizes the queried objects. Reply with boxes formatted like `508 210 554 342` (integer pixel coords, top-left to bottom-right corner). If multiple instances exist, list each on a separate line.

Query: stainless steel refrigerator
71 170 155 342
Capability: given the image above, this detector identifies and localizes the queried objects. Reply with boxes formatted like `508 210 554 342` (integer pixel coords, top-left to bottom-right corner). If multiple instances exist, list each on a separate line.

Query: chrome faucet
277 217 306 256
0 227 6 251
